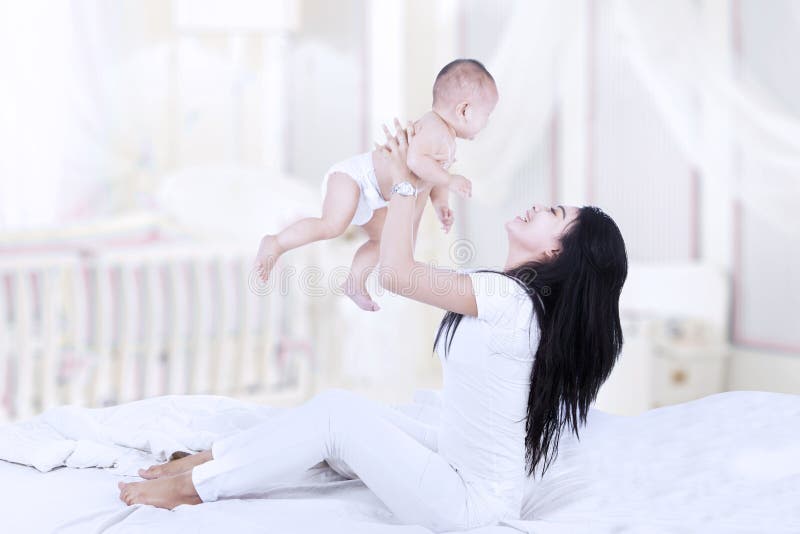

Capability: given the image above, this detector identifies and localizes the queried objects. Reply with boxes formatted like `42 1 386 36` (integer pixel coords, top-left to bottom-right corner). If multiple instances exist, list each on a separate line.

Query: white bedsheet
1 389 798 533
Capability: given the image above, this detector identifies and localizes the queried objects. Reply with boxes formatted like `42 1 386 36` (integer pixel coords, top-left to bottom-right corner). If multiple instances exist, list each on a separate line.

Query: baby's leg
341 187 429 311
255 173 360 283
343 239 381 311
341 208 385 311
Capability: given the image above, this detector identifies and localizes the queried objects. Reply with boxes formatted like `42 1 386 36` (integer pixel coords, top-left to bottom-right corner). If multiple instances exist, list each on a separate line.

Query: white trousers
191 389 498 532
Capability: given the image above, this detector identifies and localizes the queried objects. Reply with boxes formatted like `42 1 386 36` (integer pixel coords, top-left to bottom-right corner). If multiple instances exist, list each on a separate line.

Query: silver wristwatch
391 181 418 198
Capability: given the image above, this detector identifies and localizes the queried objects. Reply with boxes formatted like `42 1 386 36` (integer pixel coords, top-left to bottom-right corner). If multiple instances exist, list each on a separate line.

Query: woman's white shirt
435 269 538 519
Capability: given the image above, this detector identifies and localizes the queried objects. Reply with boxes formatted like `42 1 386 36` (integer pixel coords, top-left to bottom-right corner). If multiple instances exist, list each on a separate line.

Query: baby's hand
448 175 472 199
434 204 454 234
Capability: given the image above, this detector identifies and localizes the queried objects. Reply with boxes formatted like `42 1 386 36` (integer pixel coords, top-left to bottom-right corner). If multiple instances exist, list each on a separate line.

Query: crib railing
0 242 317 422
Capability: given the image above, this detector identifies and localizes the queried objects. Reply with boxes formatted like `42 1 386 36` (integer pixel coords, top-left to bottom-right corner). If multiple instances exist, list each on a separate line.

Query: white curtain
0 1 71 230
458 0 800 235
615 0 800 236
0 0 113 231
458 0 581 205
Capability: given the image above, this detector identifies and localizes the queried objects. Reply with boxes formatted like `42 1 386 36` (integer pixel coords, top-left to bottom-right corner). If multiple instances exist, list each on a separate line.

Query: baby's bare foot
254 235 283 283
340 278 380 312
139 450 212 480
119 471 202 509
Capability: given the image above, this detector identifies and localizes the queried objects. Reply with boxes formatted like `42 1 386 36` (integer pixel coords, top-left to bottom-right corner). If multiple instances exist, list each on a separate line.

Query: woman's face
505 203 580 264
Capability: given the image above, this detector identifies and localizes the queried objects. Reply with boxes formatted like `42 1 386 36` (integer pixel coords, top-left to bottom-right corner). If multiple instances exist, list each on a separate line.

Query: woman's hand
374 118 421 187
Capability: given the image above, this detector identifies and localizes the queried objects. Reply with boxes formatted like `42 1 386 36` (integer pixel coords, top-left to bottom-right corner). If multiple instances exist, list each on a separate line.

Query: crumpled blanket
0 390 444 477
0 395 282 474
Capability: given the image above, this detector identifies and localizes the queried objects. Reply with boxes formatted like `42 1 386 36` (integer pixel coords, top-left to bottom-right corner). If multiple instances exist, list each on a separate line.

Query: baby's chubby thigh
320 171 365 231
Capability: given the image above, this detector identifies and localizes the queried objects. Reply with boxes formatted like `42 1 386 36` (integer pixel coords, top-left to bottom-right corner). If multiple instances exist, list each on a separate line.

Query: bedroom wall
1 0 797 410
728 350 800 394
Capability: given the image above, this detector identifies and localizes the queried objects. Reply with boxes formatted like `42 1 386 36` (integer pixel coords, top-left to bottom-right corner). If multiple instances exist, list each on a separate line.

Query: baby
254 58 498 311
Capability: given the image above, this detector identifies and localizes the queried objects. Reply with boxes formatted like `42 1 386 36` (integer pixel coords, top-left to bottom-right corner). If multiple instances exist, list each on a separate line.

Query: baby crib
0 240 319 423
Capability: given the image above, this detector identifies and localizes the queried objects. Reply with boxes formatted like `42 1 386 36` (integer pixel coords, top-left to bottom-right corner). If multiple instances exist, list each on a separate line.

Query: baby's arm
429 185 454 233
406 125 471 198
430 184 447 206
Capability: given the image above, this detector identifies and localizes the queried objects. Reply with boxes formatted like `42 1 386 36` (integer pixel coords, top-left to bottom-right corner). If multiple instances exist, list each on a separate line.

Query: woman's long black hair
433 206 628 478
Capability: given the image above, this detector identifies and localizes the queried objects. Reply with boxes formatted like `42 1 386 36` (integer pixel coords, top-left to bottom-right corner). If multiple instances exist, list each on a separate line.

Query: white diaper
320 151 388 226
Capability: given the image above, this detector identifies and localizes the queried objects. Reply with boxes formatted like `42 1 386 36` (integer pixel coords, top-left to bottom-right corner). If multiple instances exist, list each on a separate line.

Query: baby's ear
457 101 469 119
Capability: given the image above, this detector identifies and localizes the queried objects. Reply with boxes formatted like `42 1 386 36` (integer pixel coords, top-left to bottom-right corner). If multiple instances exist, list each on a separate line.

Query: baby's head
432 58 498 140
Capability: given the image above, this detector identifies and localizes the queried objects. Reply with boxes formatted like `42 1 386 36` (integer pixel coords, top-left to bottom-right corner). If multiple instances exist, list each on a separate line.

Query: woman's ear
544 247 561 260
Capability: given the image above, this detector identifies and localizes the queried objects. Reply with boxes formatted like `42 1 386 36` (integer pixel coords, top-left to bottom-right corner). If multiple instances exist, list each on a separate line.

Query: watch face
393 182 415 196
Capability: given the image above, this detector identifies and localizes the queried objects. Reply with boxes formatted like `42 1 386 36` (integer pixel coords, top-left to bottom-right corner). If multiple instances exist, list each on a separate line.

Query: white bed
1 389 798 533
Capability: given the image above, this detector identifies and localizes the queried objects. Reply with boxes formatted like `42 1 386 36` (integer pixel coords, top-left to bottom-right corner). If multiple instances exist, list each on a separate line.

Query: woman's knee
310 389 380 425
311 388 363 411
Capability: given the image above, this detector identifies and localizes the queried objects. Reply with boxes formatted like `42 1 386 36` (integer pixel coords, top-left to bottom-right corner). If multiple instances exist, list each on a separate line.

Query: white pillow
155 166 318 245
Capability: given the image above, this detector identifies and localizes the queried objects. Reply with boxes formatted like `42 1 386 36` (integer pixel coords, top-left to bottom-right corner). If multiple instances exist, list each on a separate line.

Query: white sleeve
467 270 527 325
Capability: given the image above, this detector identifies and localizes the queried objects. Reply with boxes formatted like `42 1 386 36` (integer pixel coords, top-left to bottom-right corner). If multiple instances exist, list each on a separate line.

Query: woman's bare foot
118 471 202 509
254 234 283 283
139 450 212 480
340 277 380 312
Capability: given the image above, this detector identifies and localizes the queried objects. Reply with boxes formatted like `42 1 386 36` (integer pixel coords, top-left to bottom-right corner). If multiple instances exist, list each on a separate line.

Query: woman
118 120 628 532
